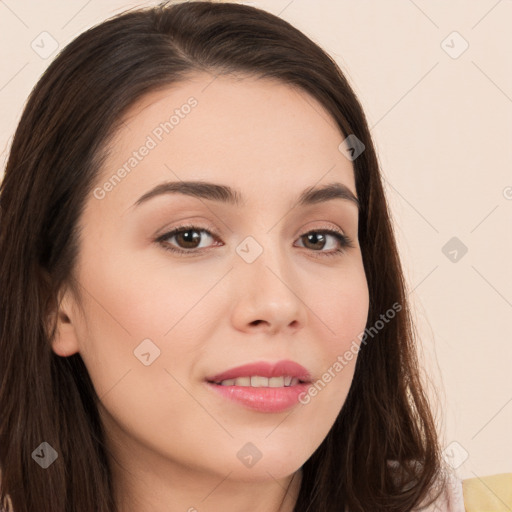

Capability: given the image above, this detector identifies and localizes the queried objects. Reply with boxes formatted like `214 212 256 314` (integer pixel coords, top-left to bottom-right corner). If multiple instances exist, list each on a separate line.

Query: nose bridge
235 229 298 304
236 223 273 266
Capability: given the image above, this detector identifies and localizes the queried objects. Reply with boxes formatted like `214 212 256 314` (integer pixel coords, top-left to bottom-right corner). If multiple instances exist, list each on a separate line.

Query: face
52 73 369 488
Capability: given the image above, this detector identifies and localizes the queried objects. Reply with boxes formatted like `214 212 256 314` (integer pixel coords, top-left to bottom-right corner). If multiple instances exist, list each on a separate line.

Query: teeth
234 376 251 387
251 376 268 387
216 376 301 387
269 377 284 387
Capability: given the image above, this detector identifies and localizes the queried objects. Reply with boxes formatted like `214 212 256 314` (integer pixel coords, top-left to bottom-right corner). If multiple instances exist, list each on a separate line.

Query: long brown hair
0 2 445 510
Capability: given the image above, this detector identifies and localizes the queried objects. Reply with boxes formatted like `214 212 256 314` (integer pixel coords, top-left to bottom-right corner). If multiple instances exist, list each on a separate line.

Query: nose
229 241 308 335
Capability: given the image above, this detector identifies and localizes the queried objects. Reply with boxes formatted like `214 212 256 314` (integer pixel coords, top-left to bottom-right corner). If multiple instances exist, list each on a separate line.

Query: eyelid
154 217 219 239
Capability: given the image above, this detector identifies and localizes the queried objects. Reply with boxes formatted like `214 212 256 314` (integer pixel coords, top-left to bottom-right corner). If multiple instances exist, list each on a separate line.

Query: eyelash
155 223 355 259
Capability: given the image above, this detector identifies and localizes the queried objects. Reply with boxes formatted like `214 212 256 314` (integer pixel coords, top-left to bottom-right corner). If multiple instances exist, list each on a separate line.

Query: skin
51 72 369 512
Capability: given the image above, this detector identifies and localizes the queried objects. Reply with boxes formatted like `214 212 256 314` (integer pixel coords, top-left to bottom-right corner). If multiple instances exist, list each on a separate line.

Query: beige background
1 0 511 483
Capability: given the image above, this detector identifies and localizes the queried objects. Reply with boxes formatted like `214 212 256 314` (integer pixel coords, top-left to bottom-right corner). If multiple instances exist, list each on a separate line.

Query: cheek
74 268 204 457
315 261 369 355
74 249 227 405
303 261 369 401
76 235 210 342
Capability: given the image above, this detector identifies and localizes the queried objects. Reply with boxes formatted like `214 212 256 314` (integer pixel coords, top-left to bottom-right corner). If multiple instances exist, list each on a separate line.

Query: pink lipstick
205 360 312 413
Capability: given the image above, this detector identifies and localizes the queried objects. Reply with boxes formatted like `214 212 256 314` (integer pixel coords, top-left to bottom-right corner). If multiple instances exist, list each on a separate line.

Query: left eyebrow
130 180 360 211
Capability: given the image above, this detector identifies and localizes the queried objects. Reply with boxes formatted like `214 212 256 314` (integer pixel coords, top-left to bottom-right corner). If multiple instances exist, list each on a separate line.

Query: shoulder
415 467 466 511
462 472 512 511
421 470 512 511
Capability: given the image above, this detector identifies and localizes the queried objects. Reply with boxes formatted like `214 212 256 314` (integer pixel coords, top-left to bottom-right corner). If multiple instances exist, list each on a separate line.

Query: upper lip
206 359 312 383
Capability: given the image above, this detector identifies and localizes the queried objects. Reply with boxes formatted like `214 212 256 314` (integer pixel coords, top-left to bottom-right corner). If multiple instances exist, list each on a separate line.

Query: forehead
95 72 356 212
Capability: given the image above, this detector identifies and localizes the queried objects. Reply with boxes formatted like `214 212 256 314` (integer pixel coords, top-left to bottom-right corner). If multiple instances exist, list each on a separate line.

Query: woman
0 1 467 510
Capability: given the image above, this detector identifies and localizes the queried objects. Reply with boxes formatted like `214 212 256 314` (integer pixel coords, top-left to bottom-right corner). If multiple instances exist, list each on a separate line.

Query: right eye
156 224 222 255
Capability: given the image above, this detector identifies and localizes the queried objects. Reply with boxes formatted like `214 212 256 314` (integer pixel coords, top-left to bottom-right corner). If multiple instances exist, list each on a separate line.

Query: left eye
156 224 354 257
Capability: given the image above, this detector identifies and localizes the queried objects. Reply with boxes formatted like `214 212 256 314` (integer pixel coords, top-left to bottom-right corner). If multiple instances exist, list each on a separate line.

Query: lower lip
205 381 311 413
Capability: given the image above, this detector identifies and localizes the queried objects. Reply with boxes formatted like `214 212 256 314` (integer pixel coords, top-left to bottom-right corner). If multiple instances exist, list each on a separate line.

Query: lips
204 360 314 412
206 381 311 413
205 359 312 384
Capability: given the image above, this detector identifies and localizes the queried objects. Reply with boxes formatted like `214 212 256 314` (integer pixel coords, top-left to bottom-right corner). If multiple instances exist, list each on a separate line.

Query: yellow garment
463 473 512 511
